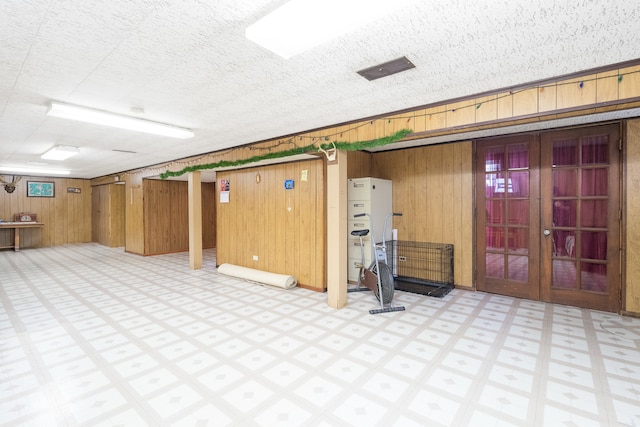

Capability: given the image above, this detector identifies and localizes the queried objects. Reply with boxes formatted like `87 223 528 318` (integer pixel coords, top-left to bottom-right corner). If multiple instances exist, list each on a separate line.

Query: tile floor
1 243 640 426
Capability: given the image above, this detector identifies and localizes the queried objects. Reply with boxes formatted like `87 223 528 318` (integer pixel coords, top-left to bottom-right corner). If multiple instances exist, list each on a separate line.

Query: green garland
160 129 412 179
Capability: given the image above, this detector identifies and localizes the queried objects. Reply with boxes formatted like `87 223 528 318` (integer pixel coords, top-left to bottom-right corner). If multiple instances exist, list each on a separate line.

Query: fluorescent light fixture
0 166 70 176
47 101 194 139
41 145 80 161
246 0 415 59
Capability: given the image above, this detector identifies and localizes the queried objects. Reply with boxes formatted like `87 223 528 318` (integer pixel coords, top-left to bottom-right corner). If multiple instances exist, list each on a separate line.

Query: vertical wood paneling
251 169 261 263
297 165 311 285
596 70 620 103
54 187 66 245
393 149 415 239
111 184 126 247
556 77 597 109
538 85 557 112
426 145 444 242
441 144 456 243
346 151 372 178
143 179 190 255
459 141 474 288
0 176 91 249
263 167 275 268
372 142 474 287
215 159 325 291
83 65 640 313
447 99 476 128
92 184 109 245
216 177 231 265
513 88 538 117
285 162 296 276
202 182 216 248
497 91 513 120
620 65 640 99
315 163 326 287
625 118 640 314
125 175 145 255
451 143 465 283
412 148 426 238
274 165 287 272
255 170 266 264
91 183 125 247
475 95 498 123
426 105 448 132
170 182 188 250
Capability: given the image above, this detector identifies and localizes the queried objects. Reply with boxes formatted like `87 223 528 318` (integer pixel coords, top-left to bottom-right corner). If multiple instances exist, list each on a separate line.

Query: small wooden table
0 222 44 252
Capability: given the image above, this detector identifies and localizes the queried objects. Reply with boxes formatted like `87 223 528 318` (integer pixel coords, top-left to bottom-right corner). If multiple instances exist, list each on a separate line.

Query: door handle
543 229 551 237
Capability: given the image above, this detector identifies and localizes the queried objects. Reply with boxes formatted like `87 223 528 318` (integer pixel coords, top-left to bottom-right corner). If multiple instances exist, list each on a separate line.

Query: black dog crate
385 241 454 296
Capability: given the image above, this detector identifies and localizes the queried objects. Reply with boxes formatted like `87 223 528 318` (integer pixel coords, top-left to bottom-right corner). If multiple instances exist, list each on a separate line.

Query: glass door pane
550 135 610 292
482 140 533 285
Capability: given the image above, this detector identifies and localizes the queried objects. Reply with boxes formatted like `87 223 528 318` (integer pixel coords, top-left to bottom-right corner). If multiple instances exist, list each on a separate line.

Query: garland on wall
159 129 412 179
144 67 639 180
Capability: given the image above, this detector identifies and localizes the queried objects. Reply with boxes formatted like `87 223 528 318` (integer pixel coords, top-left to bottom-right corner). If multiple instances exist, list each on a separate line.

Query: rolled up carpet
217 263 297 289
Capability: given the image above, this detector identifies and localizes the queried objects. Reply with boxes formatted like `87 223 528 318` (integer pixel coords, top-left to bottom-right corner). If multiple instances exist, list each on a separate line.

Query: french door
475 123 621 312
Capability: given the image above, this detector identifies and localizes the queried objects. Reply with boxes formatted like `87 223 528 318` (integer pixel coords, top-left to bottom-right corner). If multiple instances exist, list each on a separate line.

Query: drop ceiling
1 0 639 179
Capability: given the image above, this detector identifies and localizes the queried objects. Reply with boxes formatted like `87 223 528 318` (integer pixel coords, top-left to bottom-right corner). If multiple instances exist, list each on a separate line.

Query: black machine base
369 306 405 315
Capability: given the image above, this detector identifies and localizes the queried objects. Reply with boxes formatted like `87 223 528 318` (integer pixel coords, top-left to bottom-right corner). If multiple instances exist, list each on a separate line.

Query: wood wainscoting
216 159 326 292
0 176 91 249
92 183 125 247
143 179 216 255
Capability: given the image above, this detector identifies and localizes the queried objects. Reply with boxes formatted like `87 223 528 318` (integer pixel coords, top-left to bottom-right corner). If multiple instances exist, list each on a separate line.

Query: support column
188 171 203 270
326 151 348 309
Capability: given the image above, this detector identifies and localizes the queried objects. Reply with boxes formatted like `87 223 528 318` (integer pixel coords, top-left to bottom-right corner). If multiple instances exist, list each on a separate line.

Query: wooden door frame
539 123 621 312
474 122 622 312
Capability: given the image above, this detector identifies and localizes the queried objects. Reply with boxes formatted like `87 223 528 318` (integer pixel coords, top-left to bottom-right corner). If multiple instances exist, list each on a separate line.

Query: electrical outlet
399 256 407 261
253 255 258 261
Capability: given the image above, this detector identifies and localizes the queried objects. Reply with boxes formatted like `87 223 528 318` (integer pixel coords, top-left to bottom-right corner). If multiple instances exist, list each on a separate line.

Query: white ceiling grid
0 0 638 178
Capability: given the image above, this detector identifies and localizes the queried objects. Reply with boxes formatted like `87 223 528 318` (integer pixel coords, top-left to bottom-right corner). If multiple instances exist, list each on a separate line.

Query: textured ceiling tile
0 0 639 178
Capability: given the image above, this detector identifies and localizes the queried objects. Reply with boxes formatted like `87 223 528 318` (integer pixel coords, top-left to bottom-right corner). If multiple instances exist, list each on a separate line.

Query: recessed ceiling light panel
47 102 194 139
246 0 417 59
0 166 70 175
41 145 80 161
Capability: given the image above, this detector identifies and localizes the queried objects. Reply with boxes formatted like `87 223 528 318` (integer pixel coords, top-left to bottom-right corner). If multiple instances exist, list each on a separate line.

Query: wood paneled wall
91 184 109 246
111 184 125 247
144 179 186 254
202 182 216 249
0 176 91 249
143 179 216 255
88 63 640 313
625 118 640 314
123 174 145 255
369 142 475 288
216 159 325 291
405 64 640 138
346 151 372 179
91 183 125 247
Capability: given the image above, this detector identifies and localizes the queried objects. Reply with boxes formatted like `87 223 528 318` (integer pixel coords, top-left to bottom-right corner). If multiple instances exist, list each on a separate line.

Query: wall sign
219 179 230 203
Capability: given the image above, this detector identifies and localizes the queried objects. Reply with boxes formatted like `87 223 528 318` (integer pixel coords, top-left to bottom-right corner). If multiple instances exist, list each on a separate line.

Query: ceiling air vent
357 56 415 81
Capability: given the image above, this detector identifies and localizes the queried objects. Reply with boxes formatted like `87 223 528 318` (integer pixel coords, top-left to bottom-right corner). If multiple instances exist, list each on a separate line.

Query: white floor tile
2 244 639 426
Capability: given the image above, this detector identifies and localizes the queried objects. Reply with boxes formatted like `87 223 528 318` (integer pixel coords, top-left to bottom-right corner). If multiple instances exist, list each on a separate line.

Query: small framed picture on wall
27 181 55 197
